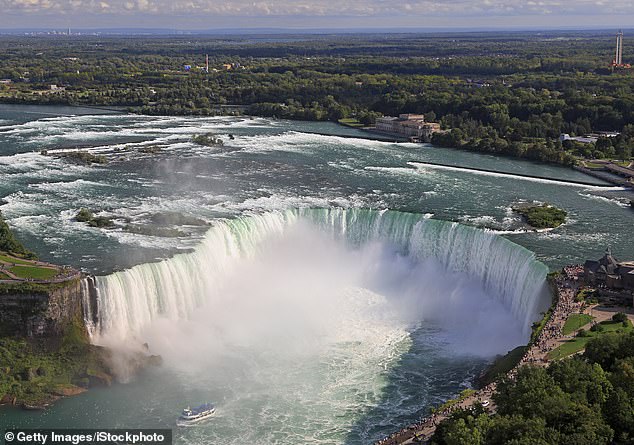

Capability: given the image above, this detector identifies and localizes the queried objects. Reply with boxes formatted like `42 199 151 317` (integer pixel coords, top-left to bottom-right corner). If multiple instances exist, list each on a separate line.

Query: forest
430 327 634 445
0 31 633 164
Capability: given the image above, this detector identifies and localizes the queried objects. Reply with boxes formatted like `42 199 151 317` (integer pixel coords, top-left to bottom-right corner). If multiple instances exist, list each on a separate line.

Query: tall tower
615 31 624 66
205 54 209 73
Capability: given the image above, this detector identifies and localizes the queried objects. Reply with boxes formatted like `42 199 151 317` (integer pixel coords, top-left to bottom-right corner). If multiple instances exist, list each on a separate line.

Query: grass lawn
338 118 364 128
548 320 633 360
583 161 606 169
0 253 35 265
562 314 594 335
9 265 59 281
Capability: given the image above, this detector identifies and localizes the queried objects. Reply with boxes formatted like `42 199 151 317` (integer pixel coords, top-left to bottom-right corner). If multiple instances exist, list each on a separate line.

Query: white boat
177 403 216 426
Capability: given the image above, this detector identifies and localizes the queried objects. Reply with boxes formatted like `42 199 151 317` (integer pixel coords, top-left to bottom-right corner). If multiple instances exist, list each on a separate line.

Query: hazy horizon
2 0 634 31
0 25 632 36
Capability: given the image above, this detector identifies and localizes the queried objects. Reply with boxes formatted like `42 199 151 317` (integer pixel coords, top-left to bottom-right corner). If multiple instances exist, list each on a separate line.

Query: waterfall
83 208 550 342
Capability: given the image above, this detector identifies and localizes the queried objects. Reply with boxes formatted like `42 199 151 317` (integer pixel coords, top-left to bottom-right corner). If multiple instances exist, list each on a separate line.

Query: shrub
0 211 36 259
591 323 605 333
612 312 628 323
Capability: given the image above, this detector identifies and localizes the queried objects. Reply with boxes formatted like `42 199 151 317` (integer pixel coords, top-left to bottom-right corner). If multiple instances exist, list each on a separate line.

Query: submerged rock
21 394 60 410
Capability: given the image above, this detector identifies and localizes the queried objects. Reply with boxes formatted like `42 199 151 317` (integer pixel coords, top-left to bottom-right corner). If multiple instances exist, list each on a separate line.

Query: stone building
584 248 634 292
375 114 441 142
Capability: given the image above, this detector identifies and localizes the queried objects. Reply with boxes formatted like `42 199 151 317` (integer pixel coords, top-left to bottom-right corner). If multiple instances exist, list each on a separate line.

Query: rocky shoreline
0 339 163 411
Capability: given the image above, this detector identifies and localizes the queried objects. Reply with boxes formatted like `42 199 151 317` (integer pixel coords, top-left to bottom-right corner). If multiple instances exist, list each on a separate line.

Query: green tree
485 415 551 445
494 366 564 418
584 333 622 370
604 388 634 442
612 312 629 323
548 358 612 406
609 357 634 398
0 211 35 258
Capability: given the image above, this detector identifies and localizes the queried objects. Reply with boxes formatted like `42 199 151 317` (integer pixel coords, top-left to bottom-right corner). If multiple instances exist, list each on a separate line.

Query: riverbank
0 271 163 410
373 267 589 445
0 330 162 410
1 102 630 191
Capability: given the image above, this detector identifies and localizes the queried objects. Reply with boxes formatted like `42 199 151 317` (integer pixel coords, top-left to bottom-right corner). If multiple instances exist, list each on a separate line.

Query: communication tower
612 31 631 69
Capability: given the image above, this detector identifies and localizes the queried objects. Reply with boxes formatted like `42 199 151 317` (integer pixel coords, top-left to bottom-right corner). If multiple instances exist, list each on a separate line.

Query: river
0 105 631 444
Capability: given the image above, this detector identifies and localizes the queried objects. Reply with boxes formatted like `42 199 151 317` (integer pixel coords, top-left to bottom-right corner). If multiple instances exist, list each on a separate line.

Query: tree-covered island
513 203 568 229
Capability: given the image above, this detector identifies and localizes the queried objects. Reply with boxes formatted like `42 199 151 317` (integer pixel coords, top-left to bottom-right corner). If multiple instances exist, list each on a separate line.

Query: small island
74 209 207 238
192 133 224 147
75 208 115 228
513 203 568 229
41 150 108 165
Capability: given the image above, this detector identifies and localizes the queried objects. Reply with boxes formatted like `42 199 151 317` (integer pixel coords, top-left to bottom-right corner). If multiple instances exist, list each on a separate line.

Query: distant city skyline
2 0 634 30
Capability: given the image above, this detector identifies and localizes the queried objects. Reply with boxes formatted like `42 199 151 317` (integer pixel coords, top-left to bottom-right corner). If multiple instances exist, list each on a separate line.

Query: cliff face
0 277 163 410
0 279 84 337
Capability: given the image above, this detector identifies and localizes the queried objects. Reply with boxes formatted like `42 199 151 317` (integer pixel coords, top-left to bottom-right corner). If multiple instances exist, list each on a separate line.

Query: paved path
588 305 634 324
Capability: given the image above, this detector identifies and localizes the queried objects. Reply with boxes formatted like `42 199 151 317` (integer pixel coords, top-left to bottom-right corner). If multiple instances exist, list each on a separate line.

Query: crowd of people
563 264 585 281
374 382 499 444
514 268 584 371
374 268 586 445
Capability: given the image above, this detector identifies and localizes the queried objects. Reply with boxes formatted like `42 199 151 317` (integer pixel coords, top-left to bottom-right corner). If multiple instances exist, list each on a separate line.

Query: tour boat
177 403 216 425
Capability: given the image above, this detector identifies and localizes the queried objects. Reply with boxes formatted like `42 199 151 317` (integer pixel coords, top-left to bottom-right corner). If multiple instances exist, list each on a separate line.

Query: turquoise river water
0 105 632 444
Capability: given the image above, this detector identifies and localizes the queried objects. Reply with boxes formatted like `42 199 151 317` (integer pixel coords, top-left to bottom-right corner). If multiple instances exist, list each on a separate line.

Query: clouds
2 0 634 17
1 0 634 29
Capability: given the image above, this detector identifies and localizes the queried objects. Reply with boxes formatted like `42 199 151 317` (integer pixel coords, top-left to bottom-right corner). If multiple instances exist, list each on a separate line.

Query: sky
1 0 634 30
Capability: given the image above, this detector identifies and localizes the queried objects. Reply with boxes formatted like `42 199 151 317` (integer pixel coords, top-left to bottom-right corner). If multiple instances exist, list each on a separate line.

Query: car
482 400 490 407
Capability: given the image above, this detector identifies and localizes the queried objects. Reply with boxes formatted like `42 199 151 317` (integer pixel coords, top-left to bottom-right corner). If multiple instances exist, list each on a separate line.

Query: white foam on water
226 130 401 156
103 229 188 250
578 192 631 208
0 151 49 169
364 166 422 176
211 193 367 214
28 179 110 192
0 113 133 134
0 191 52 217
81 209 549 444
